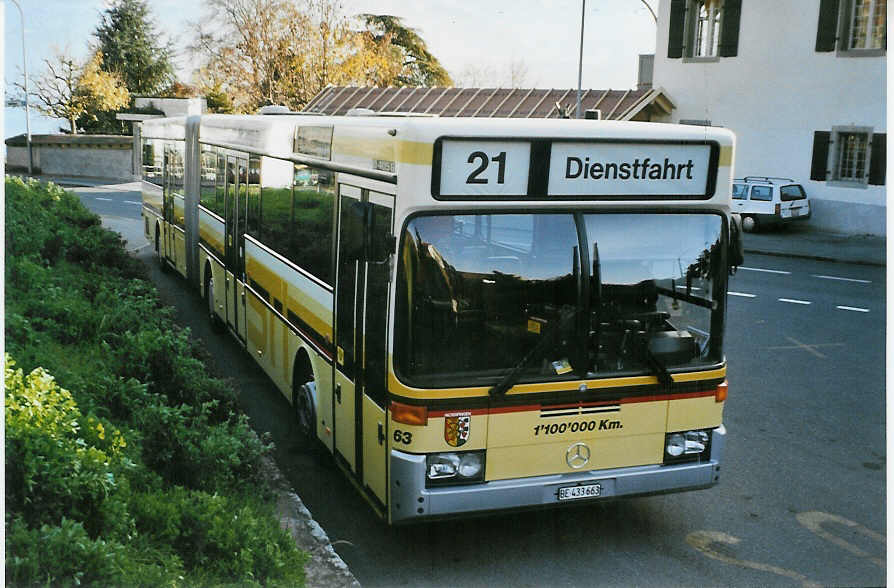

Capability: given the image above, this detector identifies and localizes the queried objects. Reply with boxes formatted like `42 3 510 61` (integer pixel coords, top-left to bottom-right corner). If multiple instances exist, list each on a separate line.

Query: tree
358 14 452 87
23 50 129 134
93 0 175 95
83 0 176 134
455 59 532 88
191 0 450 113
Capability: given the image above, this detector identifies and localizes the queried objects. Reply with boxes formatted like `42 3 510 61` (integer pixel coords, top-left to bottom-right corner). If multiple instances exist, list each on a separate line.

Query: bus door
361 191 394 504
224 155 248 342
333 184 394 504
162 146 175 266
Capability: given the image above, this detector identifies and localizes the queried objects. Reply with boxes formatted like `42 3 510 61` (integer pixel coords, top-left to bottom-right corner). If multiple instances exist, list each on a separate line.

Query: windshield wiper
488 304 579 397
636 336 673 387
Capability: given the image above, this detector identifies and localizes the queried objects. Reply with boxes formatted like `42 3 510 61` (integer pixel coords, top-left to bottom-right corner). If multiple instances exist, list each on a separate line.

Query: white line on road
123 200 142 205
740 266 792 275
812 274 872 284
778 298 812 305
95 197 113 201
729 291 756 298
836 305 870 313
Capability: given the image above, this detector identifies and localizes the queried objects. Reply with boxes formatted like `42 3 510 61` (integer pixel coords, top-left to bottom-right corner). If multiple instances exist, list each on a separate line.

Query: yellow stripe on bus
718 145 733 167
388 365 727 400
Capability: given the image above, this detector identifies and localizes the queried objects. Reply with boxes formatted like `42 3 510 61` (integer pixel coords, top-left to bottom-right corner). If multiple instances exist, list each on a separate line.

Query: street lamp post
8 0 33 174
576 0 586 119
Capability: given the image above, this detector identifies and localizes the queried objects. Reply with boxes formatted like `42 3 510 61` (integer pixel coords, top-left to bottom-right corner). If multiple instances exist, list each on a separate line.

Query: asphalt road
75 185 886 587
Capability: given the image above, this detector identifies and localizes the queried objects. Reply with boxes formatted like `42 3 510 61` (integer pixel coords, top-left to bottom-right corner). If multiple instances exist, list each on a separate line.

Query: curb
263 456 360 588
743 247 886 267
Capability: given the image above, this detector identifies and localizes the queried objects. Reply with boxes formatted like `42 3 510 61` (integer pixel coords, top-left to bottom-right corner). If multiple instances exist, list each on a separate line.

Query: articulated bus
141 112 741 523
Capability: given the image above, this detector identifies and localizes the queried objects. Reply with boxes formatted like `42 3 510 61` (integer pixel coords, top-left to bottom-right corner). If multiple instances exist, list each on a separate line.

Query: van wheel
294 381 316 440
742 215 757 232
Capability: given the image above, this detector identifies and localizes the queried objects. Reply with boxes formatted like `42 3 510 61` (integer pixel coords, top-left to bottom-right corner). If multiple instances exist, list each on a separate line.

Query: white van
731 177 811 232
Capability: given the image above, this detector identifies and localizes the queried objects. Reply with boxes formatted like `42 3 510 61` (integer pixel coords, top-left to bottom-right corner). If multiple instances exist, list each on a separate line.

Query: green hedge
5 177 307 586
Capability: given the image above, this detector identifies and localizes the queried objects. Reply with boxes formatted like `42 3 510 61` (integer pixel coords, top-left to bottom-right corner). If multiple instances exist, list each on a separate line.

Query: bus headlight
426 451 486 486
664 430 711 464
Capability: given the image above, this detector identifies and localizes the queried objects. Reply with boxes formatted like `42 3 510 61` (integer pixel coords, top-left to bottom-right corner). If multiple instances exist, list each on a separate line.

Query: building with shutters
652 0 886 235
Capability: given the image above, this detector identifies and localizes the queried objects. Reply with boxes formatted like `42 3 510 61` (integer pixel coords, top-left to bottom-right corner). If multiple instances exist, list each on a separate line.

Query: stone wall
5 134 134 180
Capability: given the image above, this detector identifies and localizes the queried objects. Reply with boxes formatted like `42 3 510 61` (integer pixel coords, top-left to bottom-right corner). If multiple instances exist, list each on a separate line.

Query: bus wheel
155 225 169 272
294 381 316 440
742 215 757 233
206 273 224 332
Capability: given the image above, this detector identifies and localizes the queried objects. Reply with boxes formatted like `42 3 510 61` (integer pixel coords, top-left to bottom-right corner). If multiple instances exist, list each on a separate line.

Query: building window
834 132 869 181
847 0 887 49
810 128 886 186
668 0 741 59
816 0 886 54
693 0 723 57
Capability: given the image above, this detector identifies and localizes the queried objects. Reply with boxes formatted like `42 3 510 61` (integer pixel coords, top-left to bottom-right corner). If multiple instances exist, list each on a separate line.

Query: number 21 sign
436 139 531 198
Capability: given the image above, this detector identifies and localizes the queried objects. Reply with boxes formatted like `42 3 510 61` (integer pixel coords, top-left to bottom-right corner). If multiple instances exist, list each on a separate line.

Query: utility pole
8 0 33 174
576 0 586 119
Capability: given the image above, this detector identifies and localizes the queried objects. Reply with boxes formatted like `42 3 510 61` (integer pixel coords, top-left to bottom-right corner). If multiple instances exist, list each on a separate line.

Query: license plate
791 209 801 217
558 483 603 501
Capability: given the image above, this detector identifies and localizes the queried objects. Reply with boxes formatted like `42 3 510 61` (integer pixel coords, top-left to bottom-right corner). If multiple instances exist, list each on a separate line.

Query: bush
5 356 132 540
131 488 307 586
5 177 308 586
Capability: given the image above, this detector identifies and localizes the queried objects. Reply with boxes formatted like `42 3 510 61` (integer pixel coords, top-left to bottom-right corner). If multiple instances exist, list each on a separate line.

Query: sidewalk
743 223 886 266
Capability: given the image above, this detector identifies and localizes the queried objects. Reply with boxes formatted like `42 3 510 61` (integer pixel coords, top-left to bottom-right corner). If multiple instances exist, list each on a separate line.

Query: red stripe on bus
426 389 717 417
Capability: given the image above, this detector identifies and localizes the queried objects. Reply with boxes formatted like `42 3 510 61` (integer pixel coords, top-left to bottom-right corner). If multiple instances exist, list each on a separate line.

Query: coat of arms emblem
444 412 471 447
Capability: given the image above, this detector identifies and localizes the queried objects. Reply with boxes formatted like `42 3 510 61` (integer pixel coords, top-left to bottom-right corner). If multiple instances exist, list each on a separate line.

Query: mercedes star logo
565 442 591 469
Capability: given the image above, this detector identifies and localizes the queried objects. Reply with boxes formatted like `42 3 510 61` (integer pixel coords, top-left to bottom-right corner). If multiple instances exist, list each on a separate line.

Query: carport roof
302 86 674 121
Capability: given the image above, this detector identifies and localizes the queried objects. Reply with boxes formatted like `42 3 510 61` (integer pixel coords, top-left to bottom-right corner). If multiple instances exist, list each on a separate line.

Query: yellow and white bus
141 112 741 523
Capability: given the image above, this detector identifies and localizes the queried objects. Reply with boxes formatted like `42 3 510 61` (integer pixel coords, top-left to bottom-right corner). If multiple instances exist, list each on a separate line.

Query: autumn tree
192 0 448 113
23 50 129 134
357 14 452 87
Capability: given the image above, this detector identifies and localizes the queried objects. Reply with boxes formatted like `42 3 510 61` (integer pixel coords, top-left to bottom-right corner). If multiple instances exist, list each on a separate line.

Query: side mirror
729 213 745 271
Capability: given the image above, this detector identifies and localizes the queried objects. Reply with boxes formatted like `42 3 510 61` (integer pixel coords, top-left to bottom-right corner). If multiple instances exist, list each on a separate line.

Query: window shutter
668 0 687 59
815 0 840 52
810 131 831 181
868 133 886 185
719 0 742 57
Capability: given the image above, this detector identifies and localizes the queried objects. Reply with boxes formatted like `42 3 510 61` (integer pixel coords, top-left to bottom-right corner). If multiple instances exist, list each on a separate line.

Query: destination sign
432 137 717 200
547 142 712 197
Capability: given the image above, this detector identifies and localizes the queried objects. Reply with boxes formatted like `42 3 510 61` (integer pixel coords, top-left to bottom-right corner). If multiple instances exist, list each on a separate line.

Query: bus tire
205 271 224 332
155 224 169 273
294 381 316 441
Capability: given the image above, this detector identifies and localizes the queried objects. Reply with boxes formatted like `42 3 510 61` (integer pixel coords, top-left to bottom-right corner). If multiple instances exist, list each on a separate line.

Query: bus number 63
466 151 507 185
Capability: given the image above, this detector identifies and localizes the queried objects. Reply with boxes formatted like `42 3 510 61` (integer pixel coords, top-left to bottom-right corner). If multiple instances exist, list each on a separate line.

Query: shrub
130 487 307 586
6 516 184 587
5 356 132 539
5 177 306 585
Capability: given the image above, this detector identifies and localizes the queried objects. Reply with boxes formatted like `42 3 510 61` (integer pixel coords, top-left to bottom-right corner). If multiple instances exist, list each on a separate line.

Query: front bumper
390 425 725 523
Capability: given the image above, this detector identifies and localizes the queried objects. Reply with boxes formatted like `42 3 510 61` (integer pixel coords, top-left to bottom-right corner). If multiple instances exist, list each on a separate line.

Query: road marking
729 291 756 298
95 197 113 201
124 200 142 205
768 336 844 359
796 511 885 568
779 298 811 305
836 305 869 313
687 531 820 588
740 266 791 275
812 274 872 284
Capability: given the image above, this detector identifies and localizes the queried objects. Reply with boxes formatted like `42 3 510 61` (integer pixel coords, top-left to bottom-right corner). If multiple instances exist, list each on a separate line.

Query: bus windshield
395 212 725 389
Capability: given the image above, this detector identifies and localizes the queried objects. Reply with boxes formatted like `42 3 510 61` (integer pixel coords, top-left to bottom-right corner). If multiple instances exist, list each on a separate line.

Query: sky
2 0 659 138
